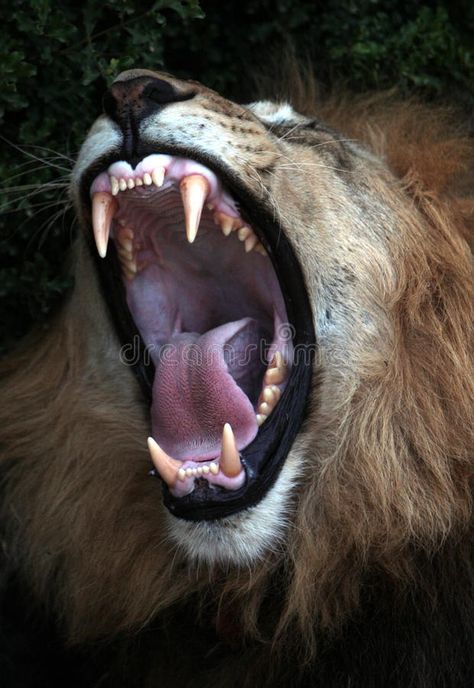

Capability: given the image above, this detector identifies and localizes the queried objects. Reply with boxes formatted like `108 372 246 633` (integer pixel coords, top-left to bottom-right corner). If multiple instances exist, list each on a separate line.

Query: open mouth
85 152 315 520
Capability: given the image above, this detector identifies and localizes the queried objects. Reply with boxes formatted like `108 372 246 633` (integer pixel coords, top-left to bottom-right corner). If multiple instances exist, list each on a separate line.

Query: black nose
102 76 194 133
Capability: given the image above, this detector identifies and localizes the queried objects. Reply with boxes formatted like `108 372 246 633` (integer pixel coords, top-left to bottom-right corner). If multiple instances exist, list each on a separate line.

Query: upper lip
82 147 317 521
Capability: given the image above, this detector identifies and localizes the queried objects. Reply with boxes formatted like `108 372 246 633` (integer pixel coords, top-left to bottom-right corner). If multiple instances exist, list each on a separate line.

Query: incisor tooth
143 172 152 186
258 402 271 416
110 176 119 196
178 468 186 481
119 178 127 191
92 191 117 258
210 462 219 475
152 167 165 187
135 177 143 186
254 243 267 256
219 423 242 478
180 174 210 244
127 178 135 189
256 414 267 426
147 437 182 488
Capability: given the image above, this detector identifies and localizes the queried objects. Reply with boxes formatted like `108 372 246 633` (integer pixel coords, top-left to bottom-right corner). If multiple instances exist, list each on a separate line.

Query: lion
0 69 473 687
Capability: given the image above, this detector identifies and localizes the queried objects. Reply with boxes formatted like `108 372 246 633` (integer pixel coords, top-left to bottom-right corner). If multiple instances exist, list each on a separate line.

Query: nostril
142 79 194 105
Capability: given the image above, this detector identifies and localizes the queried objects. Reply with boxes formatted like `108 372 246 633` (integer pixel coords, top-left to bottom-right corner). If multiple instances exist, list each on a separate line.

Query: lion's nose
103 75 194 129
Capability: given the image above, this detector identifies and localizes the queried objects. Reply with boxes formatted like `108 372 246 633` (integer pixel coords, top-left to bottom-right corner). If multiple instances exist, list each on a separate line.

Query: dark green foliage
0 0 472 351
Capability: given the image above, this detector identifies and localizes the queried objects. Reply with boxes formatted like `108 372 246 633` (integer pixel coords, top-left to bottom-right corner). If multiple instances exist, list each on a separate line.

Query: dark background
0 0 473 353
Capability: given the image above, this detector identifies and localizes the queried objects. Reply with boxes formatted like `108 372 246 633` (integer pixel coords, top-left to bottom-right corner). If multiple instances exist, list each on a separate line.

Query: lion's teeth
152 167 165 187
237 226 251 242
256 414 267 426
92 191 117 258
127 178 135 189
135 177 143 186
258 402 271 416
180 174 210 244
119 178 127 191
143 172 152 186
245 235 258 253
264 351 287 385
254 242 267 256
210 462 219 475
202 465 210 474
147 437 183 488
186 467 193 477
219 423 242 478
177 468 186 481
110 176 119 196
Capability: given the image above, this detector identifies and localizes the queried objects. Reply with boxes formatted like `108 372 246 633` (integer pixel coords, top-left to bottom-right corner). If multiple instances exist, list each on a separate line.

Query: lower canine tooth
219 423 242 478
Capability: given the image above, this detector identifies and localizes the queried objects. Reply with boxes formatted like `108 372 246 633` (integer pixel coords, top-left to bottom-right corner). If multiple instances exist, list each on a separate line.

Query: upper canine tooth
219 423 242 478
147 437 183 488
152 167 165 187
180 174 210 244
92 191 117 258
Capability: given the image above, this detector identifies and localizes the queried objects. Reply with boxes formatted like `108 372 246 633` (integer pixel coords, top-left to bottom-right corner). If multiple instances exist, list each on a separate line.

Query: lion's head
0 70 472 660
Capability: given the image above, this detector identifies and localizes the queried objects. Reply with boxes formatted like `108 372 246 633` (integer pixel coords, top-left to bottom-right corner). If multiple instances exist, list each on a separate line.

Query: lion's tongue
151 318 259 461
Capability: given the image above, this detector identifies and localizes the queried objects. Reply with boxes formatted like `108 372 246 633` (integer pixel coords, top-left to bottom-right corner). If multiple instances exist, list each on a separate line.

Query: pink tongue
151 318 259 461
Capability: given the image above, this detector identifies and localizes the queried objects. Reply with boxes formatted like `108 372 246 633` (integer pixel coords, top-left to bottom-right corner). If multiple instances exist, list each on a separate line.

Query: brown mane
0 80 472 669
